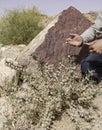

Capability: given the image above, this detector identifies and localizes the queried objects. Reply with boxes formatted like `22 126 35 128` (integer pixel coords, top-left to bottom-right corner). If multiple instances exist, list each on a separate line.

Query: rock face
17 6 92 66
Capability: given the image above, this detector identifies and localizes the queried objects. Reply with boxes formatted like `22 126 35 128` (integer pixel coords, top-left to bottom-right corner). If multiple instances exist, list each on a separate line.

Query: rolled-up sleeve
81 12 102 43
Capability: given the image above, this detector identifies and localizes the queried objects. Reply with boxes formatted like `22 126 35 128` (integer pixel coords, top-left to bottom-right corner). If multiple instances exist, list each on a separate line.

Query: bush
2 56 102 130
0 7 45 45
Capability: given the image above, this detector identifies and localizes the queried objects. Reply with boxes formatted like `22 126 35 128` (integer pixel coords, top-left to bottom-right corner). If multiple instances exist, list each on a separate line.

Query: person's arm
81 12 102 44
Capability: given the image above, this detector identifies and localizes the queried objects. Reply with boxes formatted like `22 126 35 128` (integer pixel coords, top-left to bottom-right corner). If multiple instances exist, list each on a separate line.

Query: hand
65 34 83 46
86 39 102 54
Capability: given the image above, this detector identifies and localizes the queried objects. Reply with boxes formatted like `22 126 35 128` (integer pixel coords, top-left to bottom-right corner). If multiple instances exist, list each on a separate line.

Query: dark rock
17 6 92 67
32 6 92 64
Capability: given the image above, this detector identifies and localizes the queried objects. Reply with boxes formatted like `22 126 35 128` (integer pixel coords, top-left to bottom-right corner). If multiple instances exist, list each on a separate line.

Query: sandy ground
51 112 76 130
51 86 102 130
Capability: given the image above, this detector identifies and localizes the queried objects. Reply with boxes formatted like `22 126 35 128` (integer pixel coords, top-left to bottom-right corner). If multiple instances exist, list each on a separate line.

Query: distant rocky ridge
84 11 98 22
17 6 92 66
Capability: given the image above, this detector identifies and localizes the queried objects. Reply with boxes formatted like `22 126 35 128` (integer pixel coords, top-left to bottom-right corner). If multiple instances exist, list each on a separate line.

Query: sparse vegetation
1 56 102 130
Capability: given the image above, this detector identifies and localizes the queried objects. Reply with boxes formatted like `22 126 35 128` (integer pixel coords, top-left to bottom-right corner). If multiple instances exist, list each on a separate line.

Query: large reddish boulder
32 6 92 64
17 6 92 67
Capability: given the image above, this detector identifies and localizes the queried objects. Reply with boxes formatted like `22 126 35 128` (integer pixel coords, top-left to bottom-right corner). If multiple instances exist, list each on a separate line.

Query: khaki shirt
81 12 102 43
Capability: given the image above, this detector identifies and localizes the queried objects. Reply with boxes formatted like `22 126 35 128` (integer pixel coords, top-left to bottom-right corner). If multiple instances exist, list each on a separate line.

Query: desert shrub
1 56 102 130
0 7 45 45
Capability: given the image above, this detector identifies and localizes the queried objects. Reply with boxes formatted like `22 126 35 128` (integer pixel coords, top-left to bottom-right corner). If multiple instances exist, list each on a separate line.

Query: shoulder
94 12 102 27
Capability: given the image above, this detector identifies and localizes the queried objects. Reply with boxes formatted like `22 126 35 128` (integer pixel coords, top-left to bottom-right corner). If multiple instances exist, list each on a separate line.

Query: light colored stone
0 44 26 60
0 59 17 86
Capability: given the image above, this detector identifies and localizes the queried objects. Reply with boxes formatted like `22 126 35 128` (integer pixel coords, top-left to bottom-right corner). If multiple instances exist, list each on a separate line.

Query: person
66 12 102 82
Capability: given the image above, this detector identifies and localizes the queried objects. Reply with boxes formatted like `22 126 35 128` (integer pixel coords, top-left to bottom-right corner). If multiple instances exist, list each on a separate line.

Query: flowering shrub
1 56 102 130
